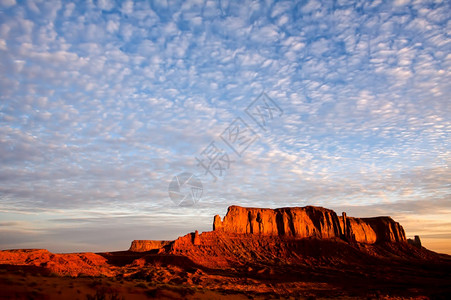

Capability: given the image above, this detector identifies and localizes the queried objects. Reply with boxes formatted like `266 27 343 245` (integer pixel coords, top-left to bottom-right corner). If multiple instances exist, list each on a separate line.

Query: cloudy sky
0 0 450 254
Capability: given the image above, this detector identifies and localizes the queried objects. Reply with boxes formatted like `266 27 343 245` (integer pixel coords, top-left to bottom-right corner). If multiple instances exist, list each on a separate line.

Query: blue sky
0 0 450 253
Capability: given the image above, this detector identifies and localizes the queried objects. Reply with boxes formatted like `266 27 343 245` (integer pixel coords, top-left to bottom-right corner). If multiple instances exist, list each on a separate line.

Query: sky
0 0 450 254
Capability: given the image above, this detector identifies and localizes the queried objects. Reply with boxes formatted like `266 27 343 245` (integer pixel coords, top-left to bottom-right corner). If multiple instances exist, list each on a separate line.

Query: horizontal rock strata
129 240 172 252
213 206 406 244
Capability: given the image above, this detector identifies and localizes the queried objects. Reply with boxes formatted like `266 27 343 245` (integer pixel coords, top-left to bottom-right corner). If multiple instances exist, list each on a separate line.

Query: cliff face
129 240 172 252
213 206 406 244
342 216 377 244
213 206 341 239
361 217 406 243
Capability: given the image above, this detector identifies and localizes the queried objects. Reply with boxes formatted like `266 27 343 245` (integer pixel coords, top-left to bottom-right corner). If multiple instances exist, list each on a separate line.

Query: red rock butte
132 205 406 252
124 205 437 272
213 205 406 244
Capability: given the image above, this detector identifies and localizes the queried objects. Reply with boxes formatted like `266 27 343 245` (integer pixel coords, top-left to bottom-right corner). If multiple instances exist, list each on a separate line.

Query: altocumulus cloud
0 0 450 253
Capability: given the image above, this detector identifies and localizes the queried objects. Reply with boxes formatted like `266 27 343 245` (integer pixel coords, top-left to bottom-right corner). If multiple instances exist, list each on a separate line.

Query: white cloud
26 0 39 13
120 23 134 41
63 2 75 17
121 0 133 15
0 0 15 8
252 24 280 42
394 0 410 6
302 0 321 13
0 0 450 254
98 0 114 11
106 19 120 33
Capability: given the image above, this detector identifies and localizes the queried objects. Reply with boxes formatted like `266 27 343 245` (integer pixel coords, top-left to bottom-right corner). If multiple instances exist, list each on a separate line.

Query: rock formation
213 205 406 244
0 249 113 277
128 205 407 265
407 235 422 248
129 240 172 252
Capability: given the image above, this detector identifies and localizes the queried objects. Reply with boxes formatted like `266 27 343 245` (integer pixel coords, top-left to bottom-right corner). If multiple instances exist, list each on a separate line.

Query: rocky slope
0 249 113 277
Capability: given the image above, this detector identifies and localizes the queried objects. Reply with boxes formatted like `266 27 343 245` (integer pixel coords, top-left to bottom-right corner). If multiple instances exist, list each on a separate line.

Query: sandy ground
0 266 256 300
1 238 451 299
1 261 448 300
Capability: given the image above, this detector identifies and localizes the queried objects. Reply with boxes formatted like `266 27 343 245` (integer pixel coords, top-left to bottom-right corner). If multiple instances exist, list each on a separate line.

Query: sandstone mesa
132 205 407 253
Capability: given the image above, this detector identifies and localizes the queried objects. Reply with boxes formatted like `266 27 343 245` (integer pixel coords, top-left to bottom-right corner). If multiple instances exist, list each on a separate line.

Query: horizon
0 0 450 255
2 203 450 255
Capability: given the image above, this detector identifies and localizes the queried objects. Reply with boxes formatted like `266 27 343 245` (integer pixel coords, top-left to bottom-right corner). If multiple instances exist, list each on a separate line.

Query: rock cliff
356 216 406 243
213 205 406 244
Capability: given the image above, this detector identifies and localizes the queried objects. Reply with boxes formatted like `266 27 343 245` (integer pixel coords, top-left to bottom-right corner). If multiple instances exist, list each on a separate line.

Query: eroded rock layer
213 205 406 244
129 240 172 252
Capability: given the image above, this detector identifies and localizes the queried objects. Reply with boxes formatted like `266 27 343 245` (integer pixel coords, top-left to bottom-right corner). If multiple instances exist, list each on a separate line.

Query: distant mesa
129 240 172 252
